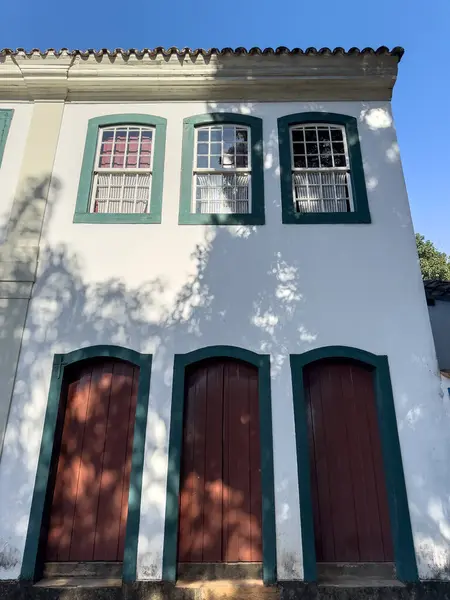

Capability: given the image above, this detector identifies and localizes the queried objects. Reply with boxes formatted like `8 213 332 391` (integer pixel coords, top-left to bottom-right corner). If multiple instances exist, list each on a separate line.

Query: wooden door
305 359 394 563
44 359 139 562
178 359 262 563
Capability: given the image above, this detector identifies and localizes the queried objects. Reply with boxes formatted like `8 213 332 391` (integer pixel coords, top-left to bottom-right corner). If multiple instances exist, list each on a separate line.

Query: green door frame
20 345 152 583
162 345 277 584
290 346 418 582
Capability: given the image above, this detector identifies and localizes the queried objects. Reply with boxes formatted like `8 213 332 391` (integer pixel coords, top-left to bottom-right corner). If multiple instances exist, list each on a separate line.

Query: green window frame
179 113 265 225
278 112 371 224
0 109 13 168
74 114 167 224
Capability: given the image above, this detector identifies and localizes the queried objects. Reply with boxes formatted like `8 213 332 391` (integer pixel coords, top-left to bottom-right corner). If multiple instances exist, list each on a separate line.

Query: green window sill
73 212 162 224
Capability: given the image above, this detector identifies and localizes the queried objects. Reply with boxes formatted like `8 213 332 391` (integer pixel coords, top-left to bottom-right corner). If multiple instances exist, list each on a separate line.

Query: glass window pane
334 155 347 167
223 126 235 141
210 155 222 169
292 129 304 142
236 155 248 168
332 142 345 154
294 155 306 168
320 155 332 168
197 143 209 155
235 141 247 155
198 129 209 142
140 130 153 153
211 128 222 141
307 155 319 168
306 142 318 155
197 156 208 168
331 128 343 141
317 128 330 141
128 130 140 153
305 129 317 142
319 142 331 154
139 154 151 168
211 142 222 155
236 128 248 142
224 142 235 155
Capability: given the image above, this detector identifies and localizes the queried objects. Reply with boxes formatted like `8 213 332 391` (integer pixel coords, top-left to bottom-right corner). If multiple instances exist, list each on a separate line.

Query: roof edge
0 45 405 61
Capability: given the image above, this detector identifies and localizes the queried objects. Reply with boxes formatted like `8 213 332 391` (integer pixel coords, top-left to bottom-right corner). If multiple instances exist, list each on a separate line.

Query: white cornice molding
0 52 399 102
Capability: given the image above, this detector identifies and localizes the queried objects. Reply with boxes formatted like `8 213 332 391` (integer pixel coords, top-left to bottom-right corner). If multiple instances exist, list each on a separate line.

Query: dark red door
304 359 394 562
45 359 138 562
178 359 262 563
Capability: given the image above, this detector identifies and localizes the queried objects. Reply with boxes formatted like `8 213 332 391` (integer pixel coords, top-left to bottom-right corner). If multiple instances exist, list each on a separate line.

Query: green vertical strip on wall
0 109 14 168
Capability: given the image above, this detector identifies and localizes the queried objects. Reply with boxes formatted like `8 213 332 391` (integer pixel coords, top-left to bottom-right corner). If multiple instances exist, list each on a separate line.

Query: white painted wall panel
0 103 32 244
0 101 445 581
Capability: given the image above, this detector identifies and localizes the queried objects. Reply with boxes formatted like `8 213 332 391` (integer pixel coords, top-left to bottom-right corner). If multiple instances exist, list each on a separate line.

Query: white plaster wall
0 100 447 581
0 103 33 244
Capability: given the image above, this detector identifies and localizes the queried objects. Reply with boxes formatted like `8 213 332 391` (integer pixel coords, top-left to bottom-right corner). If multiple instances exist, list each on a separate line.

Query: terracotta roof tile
0 46 404 61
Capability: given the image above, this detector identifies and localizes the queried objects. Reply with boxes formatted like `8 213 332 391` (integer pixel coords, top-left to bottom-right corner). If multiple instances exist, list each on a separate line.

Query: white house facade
0 47 448 596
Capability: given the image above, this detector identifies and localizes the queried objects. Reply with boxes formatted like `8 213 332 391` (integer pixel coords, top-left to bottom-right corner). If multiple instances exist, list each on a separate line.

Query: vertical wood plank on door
361 368 394 561
305 359 394 564
94 362 135 560
202 362 224 562
50 367 93 561
69 362 114 561
46 375 89 560
178 368 199 562
117 366 139 559
248 367 262 562
344 364 383 561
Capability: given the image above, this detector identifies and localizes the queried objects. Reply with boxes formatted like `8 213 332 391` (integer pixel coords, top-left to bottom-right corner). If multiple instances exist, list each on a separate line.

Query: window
194 125 250 215
74 114 167 224
0 109 13 169
179 113 265 225
92 126 153 214
278 112 370 224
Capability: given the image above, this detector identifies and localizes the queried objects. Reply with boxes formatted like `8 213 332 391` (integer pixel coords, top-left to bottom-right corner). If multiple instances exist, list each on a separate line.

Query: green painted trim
278 112 371 225
20 345 152 582
0 109 14 168
162 346 277 584
178 113 265 225
290 346 418 583
74 114 167 224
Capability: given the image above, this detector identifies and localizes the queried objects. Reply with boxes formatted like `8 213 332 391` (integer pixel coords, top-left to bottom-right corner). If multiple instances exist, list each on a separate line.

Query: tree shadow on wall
0 99 450 584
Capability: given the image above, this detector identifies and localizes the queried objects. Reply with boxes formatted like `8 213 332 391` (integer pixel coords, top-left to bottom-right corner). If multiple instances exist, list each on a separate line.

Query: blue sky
2 0 449 251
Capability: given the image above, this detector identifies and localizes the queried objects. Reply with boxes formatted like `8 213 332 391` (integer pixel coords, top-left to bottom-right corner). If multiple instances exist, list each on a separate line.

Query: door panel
178 359 262 563
305 359 393 563
45 359 138 562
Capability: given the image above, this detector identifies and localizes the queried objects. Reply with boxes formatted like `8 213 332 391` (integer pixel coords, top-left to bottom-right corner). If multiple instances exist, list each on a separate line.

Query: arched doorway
43 358 139 564
290 346 418 582
304 358 393 563
178 358 262 566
